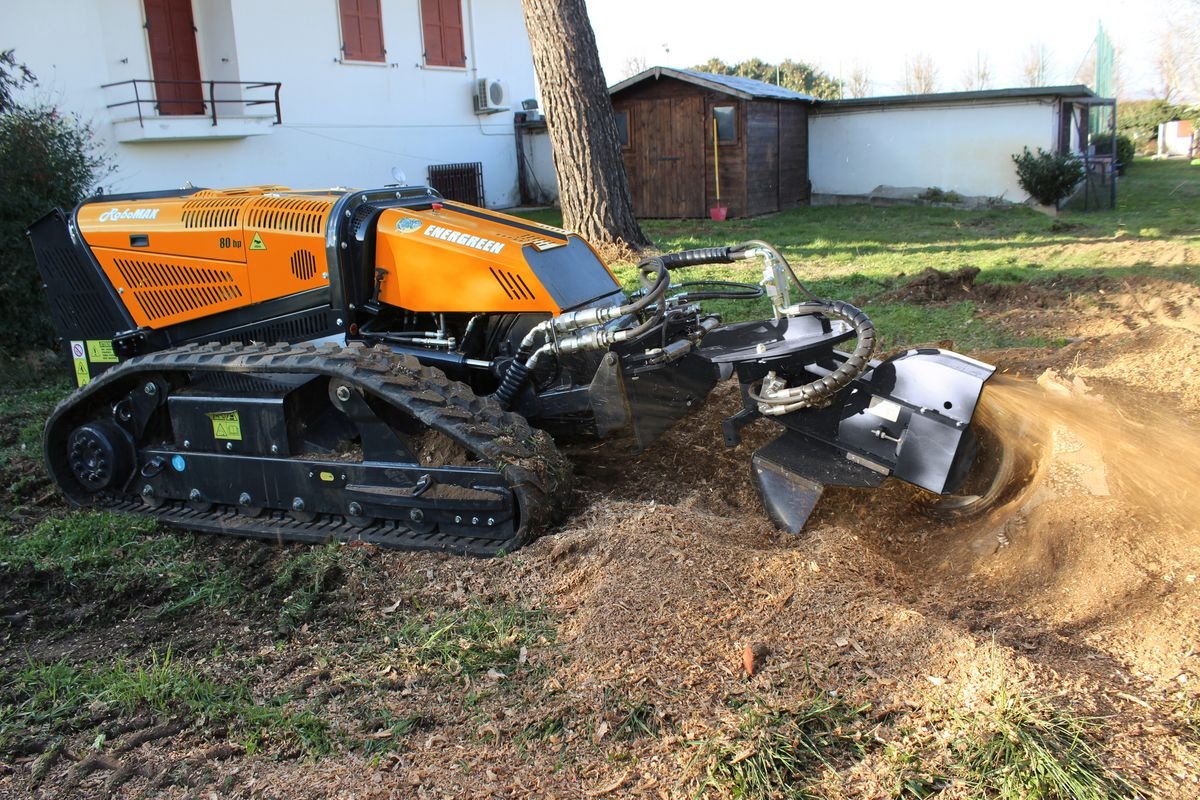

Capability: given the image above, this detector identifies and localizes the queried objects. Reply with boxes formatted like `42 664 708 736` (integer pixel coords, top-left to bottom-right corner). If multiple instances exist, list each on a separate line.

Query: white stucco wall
9 0 537 207
520 127 559 204
809 100 1063 202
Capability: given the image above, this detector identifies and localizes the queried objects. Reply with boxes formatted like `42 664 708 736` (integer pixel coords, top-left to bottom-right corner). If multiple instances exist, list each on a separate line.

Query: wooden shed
608 67 814 219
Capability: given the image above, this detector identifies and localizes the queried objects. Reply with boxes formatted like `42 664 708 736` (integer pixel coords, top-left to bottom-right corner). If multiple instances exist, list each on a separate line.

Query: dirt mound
881 267 1116 309
8 279 1200 798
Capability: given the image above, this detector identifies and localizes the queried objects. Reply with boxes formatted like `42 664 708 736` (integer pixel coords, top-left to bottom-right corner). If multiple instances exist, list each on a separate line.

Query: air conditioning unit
473 78 509 115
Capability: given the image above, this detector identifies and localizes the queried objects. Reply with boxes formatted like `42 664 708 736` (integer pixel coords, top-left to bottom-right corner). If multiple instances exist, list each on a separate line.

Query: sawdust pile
9 275 1200 798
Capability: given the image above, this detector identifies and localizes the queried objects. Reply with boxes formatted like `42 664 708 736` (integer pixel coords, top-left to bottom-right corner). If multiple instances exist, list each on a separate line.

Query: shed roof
609 67 815 102
820 85 1106 111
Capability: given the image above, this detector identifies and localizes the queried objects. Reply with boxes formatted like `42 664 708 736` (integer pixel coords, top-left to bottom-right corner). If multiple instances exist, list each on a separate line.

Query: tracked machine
29 185 995 555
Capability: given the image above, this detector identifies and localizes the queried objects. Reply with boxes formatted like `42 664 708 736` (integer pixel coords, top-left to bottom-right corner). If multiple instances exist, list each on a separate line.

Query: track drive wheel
67 421 134 492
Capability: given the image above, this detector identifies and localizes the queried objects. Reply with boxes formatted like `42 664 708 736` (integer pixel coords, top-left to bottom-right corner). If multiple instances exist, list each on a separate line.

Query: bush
1090 134 1136 166
1011 147 1084 207
0 51 110 350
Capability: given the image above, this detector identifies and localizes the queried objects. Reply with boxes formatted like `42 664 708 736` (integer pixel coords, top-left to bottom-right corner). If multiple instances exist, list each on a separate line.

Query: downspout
466 0 478 84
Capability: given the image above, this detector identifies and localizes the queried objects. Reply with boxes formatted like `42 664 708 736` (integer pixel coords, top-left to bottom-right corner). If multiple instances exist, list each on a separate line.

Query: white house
809 86 1112 204
8 0 538 207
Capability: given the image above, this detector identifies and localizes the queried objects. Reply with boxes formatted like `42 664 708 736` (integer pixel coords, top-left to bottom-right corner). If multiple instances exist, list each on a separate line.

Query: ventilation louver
290 250 318 280
114 257 243 323
244 197 331 234
489 267 536 301
181 197 252 229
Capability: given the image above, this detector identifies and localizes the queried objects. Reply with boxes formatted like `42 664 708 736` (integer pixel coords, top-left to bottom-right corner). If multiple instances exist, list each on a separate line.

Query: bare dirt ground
5 274 1200 798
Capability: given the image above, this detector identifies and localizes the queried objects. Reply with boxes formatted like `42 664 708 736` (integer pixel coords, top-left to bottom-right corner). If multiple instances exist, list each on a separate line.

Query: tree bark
520 0 650 249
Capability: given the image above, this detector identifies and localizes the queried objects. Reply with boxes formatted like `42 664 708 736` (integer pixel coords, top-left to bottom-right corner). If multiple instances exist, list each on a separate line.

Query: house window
714 106 736 143
614 110 630 148
421 0 466 68
339 0 386 62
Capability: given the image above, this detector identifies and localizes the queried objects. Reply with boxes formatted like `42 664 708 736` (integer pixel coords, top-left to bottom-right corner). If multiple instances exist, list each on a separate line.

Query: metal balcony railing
100 79 282 128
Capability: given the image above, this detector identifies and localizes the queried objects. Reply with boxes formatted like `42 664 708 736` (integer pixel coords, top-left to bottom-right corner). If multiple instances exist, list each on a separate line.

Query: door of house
144 0 204 115
625 96 705 218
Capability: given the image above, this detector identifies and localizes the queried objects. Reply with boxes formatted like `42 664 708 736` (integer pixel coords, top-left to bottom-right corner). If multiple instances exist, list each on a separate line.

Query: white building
809 86 1110 204
8 0 537 207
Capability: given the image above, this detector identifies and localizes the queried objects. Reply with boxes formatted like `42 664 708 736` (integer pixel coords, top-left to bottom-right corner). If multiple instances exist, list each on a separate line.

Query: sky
584 0 1189 99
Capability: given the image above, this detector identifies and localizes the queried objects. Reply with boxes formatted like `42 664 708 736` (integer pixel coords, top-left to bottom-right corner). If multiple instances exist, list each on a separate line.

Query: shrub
0 51 110 350
1091 133 1135 166
1011 147 1084 207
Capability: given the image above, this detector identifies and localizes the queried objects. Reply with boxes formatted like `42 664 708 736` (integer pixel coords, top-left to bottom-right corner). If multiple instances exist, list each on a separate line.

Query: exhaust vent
489 267 536 301
244 197 331 234
290 250 318 280
181 197 251 229
114 257 243 322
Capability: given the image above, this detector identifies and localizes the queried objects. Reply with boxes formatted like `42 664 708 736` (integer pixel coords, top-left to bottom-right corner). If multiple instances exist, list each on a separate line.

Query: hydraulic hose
748 299 877 413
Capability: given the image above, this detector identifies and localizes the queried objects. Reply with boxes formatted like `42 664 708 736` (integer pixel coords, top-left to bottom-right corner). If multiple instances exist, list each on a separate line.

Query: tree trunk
520 0 650 249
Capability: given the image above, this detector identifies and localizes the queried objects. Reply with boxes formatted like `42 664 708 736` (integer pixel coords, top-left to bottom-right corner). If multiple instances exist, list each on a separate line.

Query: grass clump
694 693 869 799
267 542 374 634
957 686 1139 800
386 601 552 681
0 511 246 617
0 650 335 757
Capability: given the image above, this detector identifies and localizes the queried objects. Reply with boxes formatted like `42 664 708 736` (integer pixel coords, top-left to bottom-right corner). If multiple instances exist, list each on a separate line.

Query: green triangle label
249 232 266 251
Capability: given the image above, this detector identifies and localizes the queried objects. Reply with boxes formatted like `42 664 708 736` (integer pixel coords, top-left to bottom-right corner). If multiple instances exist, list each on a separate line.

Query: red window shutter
421 0 466 68
340 0 385 62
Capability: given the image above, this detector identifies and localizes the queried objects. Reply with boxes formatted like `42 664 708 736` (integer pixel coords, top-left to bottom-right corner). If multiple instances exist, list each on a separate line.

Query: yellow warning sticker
86 339 119 363
319 471 335 482
70 340 90 387
249 232 267 251
207 411 243 441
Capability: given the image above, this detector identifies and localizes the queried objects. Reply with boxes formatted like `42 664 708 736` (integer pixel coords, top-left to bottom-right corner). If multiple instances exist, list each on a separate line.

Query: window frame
419 0 467 69
614 109 631 150
337 0 387 64
713 104 738 145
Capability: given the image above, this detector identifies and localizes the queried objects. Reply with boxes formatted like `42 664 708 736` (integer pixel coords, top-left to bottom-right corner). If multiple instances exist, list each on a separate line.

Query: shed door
144 0 205 115
626 96 705 218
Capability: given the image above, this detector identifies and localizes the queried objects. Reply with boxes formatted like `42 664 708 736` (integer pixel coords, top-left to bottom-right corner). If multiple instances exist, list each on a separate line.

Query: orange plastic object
375 203 600 314
77 189 335 329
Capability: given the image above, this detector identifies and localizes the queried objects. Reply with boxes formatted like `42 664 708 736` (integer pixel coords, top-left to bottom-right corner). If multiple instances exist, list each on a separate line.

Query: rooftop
609 67 816 101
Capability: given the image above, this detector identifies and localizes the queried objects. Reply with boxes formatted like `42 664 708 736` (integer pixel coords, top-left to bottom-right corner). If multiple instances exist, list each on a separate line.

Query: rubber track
44 341 575 556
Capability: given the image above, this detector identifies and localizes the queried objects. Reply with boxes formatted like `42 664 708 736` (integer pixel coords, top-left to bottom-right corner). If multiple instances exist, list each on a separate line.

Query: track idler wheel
67 422 134 493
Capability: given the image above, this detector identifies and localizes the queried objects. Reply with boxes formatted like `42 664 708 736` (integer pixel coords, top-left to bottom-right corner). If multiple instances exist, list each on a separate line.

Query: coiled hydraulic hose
748 299 876 413
492 241 875 413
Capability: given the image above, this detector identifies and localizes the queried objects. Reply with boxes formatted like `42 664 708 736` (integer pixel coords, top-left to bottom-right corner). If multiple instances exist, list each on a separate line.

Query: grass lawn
1 157 1197 797
522 158 1200 350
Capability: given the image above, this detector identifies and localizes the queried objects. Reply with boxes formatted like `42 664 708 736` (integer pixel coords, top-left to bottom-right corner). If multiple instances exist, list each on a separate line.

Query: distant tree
690 57 843 99
962 51 992 91
620 54 648 80
0 49 35 112
846 63 871 98
1155 28 1198 102
1020 44 1052 87
903 54 938 94
520 0 649 249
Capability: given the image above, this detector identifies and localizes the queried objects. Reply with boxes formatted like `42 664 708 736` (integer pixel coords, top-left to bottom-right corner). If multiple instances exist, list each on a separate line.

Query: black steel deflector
751 431 885 533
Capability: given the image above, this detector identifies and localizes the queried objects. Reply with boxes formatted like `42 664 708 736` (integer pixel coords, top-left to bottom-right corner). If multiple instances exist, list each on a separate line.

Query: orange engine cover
76 187 336 329
374 203 620 315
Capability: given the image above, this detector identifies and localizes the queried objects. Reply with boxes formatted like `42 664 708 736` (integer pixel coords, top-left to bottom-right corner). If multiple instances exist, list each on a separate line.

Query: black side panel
162 288 336 346
28 209 135 341
523 237 623 312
